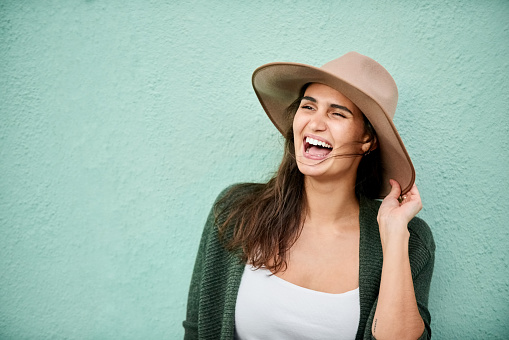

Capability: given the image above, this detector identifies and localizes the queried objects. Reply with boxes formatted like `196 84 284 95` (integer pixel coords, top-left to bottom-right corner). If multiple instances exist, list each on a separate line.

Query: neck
303 175 360 234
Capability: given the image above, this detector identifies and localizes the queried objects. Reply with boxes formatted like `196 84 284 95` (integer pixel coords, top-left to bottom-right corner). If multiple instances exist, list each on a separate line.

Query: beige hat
252 51 414 197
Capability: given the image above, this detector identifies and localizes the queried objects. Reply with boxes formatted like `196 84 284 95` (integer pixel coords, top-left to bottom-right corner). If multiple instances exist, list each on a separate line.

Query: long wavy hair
216 85 382 273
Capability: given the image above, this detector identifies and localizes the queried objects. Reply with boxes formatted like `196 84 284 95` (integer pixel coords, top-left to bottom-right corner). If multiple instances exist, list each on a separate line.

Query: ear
361 135 378 153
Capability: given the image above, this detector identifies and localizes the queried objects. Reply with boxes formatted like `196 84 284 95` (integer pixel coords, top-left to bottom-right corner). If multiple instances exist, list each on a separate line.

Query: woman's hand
377 179 422 248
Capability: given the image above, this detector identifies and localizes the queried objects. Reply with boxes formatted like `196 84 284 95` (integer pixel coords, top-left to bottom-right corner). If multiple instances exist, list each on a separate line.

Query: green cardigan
183 184 435 339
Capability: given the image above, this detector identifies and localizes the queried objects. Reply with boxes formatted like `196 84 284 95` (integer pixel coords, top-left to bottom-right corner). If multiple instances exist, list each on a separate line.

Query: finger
386 179 402 200
402 184 418 202
408 183 420 197
409 184 422 207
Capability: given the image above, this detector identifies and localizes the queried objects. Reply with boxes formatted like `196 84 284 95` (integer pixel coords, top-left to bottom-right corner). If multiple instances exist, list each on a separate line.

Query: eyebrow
301 96 353 115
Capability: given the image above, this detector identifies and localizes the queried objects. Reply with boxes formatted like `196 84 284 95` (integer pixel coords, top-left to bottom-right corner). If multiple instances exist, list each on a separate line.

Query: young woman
183 52 435 340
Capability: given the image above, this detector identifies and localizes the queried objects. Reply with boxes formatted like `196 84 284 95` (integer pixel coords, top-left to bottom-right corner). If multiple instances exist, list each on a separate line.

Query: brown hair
215 87 381 273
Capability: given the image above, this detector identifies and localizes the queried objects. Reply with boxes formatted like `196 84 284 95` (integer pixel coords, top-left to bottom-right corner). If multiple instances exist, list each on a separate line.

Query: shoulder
197 183 262 254
209 182 264 230
216 182 263 201
213 182 264 213
408 216 435 254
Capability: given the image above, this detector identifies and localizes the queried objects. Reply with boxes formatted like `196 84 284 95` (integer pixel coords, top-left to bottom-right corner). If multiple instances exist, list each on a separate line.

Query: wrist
380 226 410 254
382 238 409 261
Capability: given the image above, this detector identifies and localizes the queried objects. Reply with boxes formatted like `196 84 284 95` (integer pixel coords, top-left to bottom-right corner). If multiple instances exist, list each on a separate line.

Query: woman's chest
276 228 360 294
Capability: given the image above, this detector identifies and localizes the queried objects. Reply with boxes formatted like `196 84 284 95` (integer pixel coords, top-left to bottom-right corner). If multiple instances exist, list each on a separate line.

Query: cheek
292 112 305 150
350 117 367 135
330 121 365 144
352 119 369 141
292 120 300 147
292 110 306 132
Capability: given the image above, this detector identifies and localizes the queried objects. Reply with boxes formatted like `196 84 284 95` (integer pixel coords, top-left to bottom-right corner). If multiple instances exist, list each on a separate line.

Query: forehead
303 83 361 114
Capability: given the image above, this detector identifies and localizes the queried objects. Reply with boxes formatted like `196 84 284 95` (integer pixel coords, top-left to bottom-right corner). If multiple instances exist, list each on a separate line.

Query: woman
183 52 435 340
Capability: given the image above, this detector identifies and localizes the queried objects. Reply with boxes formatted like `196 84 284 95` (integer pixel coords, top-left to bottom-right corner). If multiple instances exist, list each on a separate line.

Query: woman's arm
372 180 430 340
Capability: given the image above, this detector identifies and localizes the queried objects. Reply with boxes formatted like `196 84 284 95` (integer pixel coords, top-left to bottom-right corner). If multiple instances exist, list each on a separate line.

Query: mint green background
1 1 508 338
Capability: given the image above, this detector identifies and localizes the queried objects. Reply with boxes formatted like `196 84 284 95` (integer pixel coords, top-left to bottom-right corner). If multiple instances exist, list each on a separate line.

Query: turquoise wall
1 0 508 338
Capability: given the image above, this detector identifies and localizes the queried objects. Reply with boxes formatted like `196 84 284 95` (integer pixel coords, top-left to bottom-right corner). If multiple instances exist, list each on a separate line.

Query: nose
308 110 327 131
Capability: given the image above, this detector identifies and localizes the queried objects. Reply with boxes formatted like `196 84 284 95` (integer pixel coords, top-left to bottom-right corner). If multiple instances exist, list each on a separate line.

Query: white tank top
235 264 360 340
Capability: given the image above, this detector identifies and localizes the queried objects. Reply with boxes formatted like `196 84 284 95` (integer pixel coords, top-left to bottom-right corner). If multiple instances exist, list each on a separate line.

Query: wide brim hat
252 51 414 197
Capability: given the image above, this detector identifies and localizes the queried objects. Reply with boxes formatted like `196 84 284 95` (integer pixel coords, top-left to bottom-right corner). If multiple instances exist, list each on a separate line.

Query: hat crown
321 52 398 119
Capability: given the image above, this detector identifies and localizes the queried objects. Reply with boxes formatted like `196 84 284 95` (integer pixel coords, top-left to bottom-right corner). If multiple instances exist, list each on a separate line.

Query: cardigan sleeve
408 217 435 339
364 217 435 340
182 185 241 340
182 203 215 340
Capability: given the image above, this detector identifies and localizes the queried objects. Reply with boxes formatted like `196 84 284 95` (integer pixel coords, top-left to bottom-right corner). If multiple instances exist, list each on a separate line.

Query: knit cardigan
183 184 435 340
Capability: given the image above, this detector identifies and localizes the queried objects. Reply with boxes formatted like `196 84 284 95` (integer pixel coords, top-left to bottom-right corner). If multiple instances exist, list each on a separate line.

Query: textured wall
1 0 508 338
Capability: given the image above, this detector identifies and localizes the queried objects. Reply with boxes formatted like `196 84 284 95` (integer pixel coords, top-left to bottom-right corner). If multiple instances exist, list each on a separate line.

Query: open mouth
304 136 333 158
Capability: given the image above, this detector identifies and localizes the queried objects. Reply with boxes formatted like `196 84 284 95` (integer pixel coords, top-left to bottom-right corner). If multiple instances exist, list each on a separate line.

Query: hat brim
252 62 415 198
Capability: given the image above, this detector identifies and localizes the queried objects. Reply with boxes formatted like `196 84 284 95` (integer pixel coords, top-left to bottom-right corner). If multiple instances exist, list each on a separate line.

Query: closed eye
333 112 346 118
301 105 314 110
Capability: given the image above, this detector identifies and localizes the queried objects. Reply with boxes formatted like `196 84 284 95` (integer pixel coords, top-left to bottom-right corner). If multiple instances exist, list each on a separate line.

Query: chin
296 157 358 182
296 161 332 178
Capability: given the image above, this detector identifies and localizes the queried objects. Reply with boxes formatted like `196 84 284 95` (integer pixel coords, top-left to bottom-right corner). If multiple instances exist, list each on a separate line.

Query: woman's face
292 83 371 180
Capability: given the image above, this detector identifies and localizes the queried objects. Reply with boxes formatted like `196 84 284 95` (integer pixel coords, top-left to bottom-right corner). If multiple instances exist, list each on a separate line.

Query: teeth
305 137 332 149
